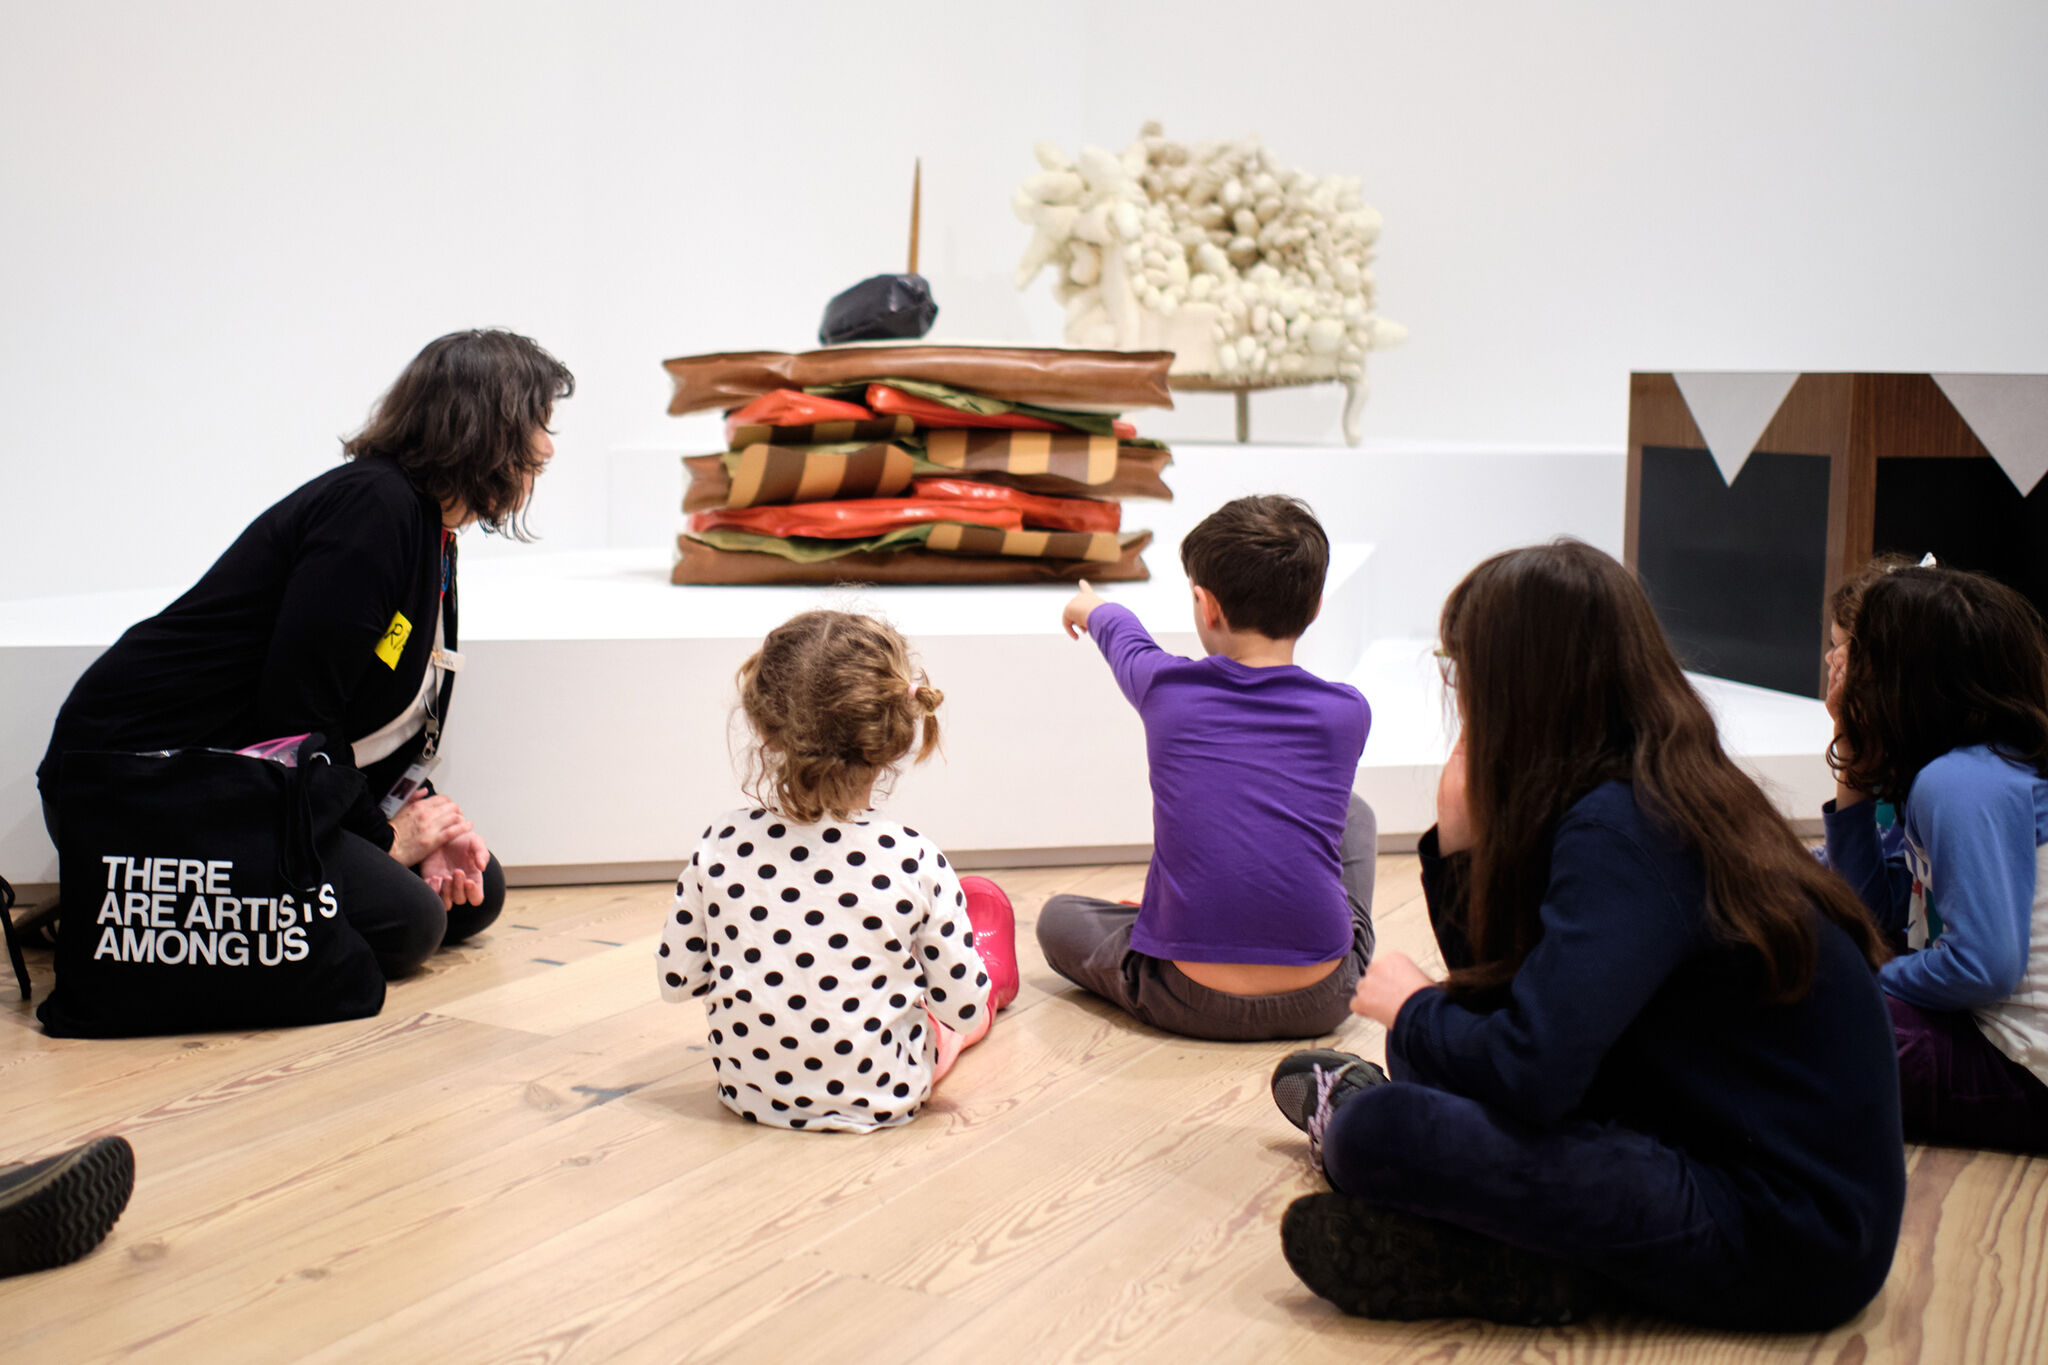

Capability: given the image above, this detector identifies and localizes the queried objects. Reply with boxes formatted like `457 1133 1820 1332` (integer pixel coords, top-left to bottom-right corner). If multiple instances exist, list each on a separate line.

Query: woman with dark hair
1825 563 2048 1153
37 329 573 977
1268 540 1904 1328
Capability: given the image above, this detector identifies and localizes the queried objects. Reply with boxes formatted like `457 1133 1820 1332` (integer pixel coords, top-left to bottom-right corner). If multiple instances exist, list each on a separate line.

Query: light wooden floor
4 854 2044 1363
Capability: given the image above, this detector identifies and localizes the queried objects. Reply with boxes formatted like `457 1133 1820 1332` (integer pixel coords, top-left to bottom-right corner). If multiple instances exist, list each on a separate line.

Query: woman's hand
1351 951 1436 1029
420 832 489 909
388 792 471 866
1436 733 1474 854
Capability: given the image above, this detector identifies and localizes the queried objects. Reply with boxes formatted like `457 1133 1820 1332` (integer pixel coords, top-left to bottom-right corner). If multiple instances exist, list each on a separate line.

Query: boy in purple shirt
1043 495 1377 1040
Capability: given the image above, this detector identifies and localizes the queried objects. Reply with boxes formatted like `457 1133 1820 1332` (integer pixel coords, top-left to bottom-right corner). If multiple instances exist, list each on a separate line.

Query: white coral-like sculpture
1015 122 1406 443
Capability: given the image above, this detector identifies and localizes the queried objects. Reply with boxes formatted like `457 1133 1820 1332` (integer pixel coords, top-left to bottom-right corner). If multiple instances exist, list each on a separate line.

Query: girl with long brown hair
1267 541 1904 1327
1824 563 2048 1152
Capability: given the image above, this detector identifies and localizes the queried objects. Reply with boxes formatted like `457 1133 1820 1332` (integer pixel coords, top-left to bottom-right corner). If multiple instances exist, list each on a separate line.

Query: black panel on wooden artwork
1637 446 1831 696
1873 458 2048 626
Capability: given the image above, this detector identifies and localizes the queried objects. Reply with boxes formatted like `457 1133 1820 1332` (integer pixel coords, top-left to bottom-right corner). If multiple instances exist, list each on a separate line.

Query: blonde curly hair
737 611 943 823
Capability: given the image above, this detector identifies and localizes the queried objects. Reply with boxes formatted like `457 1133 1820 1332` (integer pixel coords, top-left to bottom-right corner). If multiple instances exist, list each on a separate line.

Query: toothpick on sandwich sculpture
1014 122 1405 445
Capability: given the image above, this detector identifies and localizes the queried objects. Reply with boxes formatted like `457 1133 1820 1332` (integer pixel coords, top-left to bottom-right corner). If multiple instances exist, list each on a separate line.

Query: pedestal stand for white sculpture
1171 373 1369 445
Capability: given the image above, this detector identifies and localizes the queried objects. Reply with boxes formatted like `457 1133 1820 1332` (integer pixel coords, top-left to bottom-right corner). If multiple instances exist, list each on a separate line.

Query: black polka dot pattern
655 806 990 1133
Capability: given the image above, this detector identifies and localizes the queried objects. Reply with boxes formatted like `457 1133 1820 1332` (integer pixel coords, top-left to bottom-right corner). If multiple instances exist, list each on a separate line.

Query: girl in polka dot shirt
659 610 1019 1132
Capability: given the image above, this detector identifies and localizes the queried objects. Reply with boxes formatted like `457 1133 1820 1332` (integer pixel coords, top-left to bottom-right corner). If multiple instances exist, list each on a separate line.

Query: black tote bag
39 735 387 1037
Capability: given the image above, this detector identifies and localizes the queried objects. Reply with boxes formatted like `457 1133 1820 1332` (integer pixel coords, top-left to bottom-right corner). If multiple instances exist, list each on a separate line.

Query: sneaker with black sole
1270 1048 1389 1167
0 1135 136 1277
1281 1192 1595 1325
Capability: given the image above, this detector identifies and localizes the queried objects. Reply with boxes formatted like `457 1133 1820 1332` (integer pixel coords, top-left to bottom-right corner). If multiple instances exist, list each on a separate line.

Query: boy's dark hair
1178 495 1329 639
1833 565 2048 801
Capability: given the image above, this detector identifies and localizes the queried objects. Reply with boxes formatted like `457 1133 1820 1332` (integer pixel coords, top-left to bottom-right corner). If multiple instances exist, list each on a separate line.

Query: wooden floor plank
2 853 2044 1365
33 1105 713 1362
802 1043 1306 1306
430 931 661 1035
40 1002 698 1303
906 1106 1325 1363
245 983 1183 1362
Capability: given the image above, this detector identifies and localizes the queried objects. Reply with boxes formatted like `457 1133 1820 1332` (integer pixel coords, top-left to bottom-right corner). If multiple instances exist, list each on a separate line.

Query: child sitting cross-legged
1270 541 1903 1328
1825 562 2048 1153
1043 494 1378 1041
658 610 1018 1132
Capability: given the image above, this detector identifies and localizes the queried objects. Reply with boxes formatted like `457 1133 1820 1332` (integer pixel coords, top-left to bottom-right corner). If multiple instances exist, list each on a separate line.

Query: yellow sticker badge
375 611 413 669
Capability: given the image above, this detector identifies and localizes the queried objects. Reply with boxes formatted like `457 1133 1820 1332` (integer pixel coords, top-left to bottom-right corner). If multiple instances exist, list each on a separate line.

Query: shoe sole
1281 1193 1583 1325
0 1135 136 1277
1271 1050 1383 1133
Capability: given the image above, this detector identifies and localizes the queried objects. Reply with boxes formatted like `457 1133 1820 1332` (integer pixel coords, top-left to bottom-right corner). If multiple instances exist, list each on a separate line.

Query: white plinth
0 540 1374 887
18 437 1812 892
1349 638 1836 838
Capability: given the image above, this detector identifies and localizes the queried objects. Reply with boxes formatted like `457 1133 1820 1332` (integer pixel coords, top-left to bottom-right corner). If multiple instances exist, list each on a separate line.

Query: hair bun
914 684 944 713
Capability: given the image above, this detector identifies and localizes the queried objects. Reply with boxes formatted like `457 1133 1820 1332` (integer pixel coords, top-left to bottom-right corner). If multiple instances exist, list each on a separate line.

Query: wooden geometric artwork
1628 372 2048 697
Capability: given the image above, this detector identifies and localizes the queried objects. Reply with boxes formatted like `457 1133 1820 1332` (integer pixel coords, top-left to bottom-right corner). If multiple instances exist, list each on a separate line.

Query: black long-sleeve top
1394 782 1904 1319
37 456 455 848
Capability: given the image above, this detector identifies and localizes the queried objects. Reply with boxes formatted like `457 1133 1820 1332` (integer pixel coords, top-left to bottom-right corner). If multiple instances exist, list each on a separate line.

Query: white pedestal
0 541 1373 888
1348 638 1835 840
13 437 1806 893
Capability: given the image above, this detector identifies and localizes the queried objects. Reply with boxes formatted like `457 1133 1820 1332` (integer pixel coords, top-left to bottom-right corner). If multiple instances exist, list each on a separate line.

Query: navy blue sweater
1395 782 1904 1291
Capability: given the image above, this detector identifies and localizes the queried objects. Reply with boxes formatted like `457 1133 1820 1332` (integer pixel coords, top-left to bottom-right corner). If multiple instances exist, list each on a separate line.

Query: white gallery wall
4 0 2047 604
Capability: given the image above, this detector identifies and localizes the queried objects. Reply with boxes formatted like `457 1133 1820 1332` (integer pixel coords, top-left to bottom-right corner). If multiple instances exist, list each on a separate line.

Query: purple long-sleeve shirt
1089 603 1369 964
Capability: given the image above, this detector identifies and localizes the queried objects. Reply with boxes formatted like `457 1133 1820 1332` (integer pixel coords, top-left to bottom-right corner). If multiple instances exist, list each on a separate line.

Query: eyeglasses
1433 646 1456 689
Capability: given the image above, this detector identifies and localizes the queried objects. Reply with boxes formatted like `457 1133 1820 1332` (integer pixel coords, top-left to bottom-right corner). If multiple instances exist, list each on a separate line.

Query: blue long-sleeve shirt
1394 782 1904 1273
1823 745 2048 1013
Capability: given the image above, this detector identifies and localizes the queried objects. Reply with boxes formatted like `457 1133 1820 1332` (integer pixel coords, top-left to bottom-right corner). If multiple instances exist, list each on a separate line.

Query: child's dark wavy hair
1827 554 1920 636
1833 565 2048 802
738 611 943 823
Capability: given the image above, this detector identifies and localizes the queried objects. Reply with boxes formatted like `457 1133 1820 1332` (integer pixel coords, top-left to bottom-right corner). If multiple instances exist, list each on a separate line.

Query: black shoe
1270 1049 1387 1166
1281 1192 1592 1325
0 1136 136 1277
0 875 28 1000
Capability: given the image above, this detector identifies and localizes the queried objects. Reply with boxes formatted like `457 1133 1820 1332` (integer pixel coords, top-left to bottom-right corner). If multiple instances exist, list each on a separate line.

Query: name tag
375 612 412 669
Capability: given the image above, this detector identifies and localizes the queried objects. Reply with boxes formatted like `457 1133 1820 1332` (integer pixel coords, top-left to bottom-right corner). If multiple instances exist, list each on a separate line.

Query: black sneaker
1281 1192 1594 1325
0 1136 136 1277
1270 1049 1388 1166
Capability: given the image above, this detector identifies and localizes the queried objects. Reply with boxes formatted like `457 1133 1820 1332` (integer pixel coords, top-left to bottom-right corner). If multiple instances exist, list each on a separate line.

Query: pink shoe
959 875 1019 1012
927 1008 991 1081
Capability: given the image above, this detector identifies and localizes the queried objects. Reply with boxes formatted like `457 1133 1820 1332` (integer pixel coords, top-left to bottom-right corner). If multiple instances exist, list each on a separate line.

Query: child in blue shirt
1824 562 2048 1153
